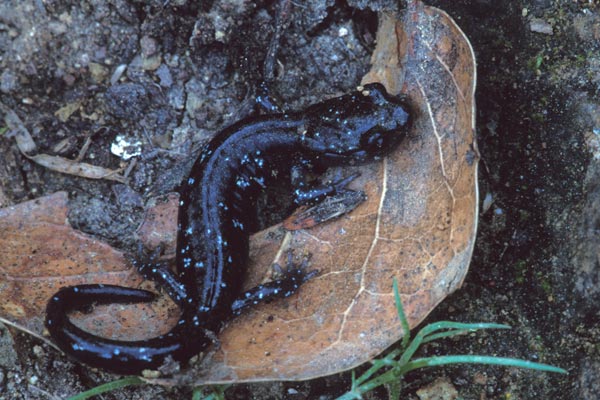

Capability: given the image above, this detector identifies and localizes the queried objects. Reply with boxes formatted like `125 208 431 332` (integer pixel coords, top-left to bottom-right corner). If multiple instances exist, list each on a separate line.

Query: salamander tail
45 284 208 375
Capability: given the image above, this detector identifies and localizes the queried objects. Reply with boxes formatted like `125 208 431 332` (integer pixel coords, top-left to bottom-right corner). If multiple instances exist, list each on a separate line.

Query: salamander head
302 83 412 165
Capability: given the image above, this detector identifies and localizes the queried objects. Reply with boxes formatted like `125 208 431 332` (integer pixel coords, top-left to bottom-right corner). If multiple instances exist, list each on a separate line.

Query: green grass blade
422 323 511 344
399 321 511 363
355 348 403 386
421 321 510 335
192 385 228 400
336 367 398 400
66 376 144 400
393 278 411 349
401 355 568 375
192 387 204 400
387 378 402 399
421 329 472 343
342 281 564 400
192 385 229 400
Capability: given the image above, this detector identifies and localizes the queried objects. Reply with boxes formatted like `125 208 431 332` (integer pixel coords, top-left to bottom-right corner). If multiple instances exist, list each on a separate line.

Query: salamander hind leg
231 252 318 315
132 244 189 307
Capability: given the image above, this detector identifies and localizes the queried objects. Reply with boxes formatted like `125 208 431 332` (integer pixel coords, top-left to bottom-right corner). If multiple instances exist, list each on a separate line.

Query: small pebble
530 18 553 35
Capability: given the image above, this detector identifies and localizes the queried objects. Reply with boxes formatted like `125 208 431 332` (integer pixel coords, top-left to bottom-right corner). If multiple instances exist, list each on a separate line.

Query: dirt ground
1 0 599 399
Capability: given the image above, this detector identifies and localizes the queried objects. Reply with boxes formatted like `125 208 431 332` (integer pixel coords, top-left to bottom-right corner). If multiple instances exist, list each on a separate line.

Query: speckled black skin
45 83 412 375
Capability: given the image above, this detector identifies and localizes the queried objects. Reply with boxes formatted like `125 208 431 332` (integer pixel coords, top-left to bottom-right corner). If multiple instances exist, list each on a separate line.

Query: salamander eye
367 132 384 148
360 130 385 152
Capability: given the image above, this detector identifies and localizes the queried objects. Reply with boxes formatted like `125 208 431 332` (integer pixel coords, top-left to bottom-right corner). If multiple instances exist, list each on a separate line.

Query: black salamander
45 83 412 375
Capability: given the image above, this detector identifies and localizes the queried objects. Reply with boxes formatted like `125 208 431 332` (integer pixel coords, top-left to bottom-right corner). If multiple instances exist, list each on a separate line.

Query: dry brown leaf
0 192 179 340
1 100 127 183
25 154 127 183
1 101 37 153
54 100 83 122
135 193 179 255
0 1 477 384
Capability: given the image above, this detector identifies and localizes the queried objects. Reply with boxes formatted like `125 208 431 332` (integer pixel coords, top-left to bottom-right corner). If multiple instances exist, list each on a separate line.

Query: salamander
45 83 412 375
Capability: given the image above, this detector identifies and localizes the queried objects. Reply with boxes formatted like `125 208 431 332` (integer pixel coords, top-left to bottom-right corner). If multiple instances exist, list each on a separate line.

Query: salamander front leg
292 167 362 206
286 169 367 229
